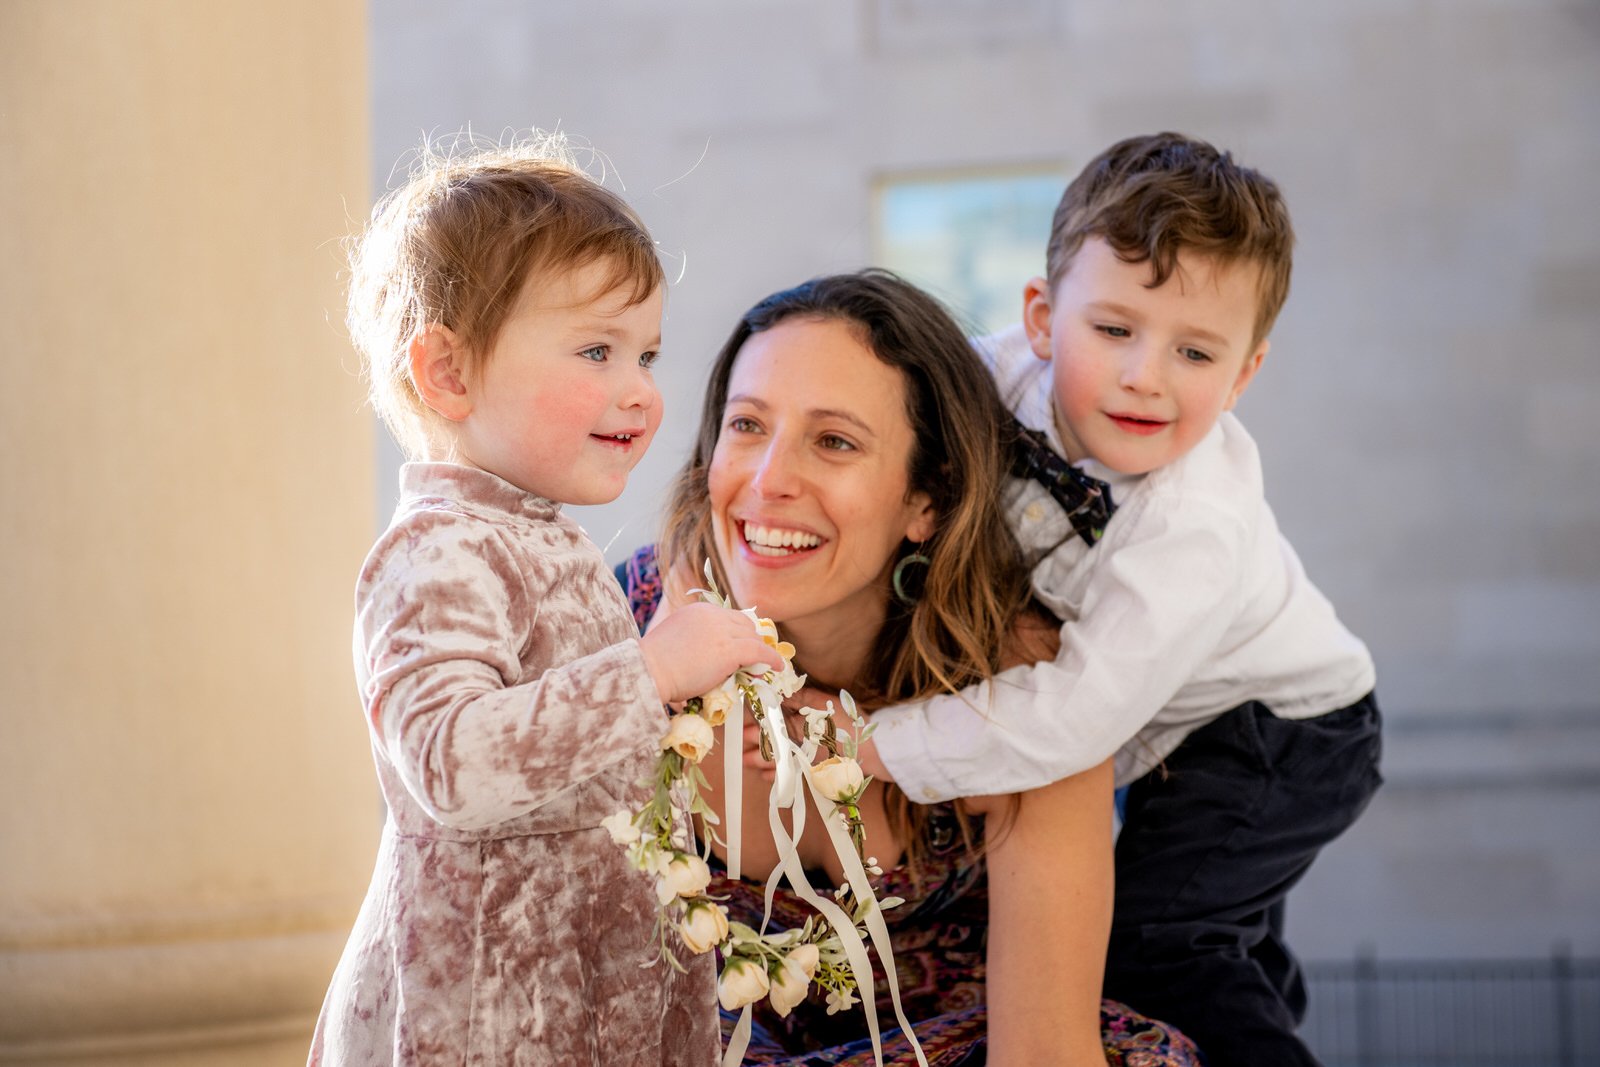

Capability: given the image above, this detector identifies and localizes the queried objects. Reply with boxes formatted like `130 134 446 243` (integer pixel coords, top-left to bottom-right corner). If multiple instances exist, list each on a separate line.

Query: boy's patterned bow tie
1006 415 1116 546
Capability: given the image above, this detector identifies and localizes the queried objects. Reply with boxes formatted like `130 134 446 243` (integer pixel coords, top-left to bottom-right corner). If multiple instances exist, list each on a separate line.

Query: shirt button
922 788 940 801
1023 501 1045 522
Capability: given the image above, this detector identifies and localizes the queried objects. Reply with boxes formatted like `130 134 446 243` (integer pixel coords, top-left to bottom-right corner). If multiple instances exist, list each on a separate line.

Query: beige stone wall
0 2 375 1061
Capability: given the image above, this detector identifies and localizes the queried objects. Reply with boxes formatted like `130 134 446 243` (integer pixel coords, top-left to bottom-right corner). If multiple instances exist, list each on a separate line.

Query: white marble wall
370 0 1600 960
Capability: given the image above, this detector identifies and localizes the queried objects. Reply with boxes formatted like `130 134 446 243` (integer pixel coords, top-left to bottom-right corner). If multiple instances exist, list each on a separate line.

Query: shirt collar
398 462 562 523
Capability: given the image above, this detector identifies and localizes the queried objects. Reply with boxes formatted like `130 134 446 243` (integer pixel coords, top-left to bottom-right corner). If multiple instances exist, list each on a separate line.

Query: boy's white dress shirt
870 327 1376 799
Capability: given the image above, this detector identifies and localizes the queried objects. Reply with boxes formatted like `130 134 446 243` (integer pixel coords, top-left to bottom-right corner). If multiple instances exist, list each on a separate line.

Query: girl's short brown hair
1046 131 1295 348
347 134 663 458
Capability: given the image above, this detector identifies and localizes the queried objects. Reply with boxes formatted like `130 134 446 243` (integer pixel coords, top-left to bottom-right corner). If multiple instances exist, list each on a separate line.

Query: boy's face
1023 237 1267 475
457 259 664 505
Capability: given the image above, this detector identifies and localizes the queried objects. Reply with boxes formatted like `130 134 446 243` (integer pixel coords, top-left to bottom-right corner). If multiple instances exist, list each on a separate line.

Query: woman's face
708 316 936 637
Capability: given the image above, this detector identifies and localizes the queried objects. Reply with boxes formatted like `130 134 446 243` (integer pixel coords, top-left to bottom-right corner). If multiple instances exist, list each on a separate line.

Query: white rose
600 809 639 846
809 756 865 803
677 902 729 955
699 685 736 728
767 943 820 1018
717 956 771 1011
660 711 715 763
656 853 712 905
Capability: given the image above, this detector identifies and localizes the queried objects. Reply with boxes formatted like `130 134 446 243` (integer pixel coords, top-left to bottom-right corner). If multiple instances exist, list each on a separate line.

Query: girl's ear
408 324 473 421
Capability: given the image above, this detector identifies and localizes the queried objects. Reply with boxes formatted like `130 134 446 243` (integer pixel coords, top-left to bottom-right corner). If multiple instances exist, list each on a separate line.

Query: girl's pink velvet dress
309 464 717 1067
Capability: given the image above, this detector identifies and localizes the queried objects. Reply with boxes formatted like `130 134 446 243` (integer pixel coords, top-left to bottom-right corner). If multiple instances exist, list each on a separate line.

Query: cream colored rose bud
768 953 812 1018
717 956 771 1011
661 711 715 763
699 686 735 728
809 755 865 802
678 902 730 954
658 853 713 901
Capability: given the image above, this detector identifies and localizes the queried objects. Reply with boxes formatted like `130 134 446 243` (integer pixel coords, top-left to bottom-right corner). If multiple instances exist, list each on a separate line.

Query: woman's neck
779 606 886 695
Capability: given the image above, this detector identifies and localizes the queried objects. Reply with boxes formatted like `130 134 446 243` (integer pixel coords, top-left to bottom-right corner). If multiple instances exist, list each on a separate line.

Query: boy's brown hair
347 134 664 458
1045 131 1294 347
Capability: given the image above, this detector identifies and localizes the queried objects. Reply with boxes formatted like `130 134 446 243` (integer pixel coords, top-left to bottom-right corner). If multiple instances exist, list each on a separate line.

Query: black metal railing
1300 948 1600 1066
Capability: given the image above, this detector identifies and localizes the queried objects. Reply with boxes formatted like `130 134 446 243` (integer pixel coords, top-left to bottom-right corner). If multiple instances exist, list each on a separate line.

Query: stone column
0 3 376 1063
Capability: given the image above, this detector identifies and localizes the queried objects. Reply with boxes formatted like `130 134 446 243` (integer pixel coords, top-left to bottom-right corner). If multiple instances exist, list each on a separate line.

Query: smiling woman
624 269 1202 1066
709 316 936 648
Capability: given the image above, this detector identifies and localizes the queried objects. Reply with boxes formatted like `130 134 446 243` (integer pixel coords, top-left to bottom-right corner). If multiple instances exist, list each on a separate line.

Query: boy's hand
1001 608 1062 670
854 735 891 784
639 602 785 704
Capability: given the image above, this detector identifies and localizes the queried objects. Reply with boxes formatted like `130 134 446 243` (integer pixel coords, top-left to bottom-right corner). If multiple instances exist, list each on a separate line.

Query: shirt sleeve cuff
869 703 965 803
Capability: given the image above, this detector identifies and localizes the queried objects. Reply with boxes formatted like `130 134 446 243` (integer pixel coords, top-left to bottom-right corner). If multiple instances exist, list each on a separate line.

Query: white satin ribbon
722 690 743 880
723 1001 754 1067
719 697 926 1067
801 773 928 1067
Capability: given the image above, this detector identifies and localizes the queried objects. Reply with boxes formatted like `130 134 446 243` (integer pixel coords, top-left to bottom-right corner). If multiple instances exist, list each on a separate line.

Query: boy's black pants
1104 694 1383 1067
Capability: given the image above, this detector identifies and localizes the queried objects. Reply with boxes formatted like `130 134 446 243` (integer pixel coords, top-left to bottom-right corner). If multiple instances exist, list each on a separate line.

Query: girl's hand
640 602 784 704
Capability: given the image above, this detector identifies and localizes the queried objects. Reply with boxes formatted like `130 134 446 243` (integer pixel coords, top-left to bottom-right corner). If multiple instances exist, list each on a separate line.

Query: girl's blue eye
1181 347 1213 364
1099 325 1131 338
579 345 608 362
639 350 660 369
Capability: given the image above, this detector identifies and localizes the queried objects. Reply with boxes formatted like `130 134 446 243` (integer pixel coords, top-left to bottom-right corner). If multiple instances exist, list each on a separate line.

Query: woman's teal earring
892 549 932 606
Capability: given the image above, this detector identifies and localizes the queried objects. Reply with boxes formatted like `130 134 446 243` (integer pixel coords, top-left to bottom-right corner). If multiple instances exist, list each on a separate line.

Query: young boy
865 132 1381 1066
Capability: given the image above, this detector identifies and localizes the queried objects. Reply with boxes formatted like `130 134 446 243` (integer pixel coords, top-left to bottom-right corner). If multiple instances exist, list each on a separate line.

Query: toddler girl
309 137 780 1066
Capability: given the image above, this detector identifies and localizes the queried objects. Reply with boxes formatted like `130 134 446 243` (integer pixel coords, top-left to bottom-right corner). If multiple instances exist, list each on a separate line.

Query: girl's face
457 258 664 505
708 316 936 639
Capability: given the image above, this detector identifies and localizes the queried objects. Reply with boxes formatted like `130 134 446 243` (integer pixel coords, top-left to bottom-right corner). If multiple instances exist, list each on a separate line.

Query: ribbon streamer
801 772 928 1067
722 688 743 880
719 695 925 1067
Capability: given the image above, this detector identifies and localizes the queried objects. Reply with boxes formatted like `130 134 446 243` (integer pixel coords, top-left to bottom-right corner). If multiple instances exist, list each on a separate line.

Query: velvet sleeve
356 512 665 831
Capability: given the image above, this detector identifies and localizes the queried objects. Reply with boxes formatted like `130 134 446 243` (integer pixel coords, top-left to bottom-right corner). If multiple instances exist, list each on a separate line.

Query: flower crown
606 563 928 1067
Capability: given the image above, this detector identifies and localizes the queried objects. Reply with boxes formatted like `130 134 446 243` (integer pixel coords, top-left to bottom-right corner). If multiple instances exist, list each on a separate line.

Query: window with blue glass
872 167 1068 336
